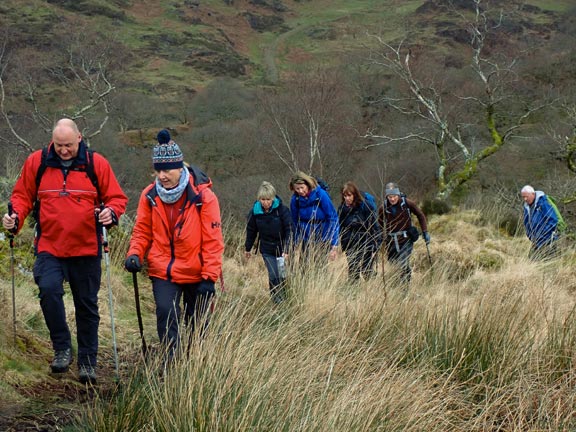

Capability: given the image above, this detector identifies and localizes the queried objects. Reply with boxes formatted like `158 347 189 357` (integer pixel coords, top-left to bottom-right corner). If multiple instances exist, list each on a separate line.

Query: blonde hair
257 181 276 200
289 171 318 191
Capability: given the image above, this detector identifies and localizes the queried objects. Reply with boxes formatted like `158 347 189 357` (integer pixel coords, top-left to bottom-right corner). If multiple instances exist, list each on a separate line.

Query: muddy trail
0 348 140 431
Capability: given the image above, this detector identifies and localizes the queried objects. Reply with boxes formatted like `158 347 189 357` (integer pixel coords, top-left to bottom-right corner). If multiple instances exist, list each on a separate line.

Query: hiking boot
78 365 97 384
50 349 72 373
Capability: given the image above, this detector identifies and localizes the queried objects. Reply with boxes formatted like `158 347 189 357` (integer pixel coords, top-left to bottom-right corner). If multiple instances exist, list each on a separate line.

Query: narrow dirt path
263 24 310 84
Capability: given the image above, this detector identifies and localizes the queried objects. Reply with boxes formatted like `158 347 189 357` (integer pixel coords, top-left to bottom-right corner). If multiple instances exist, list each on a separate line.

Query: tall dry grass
69 207 576 431
1 204 576 430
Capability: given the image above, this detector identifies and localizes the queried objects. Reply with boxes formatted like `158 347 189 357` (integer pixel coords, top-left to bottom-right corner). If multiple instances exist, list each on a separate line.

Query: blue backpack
362 191 377 212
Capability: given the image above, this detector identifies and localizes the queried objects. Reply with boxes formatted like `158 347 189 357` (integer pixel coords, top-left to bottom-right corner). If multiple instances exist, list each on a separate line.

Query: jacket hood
253 196 281 215
524 190 545 210
187 164 213 192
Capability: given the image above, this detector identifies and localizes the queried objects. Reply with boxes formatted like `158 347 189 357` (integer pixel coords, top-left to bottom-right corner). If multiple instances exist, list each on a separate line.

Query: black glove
197 279 216 296
125 255 141 273
422 231 431 245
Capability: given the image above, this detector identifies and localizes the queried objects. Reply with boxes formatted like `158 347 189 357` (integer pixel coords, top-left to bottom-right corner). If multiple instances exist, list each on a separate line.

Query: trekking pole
101 220 119 379
379 207 387 302
219 269 226 293
130 269 147 355
425 241 433 267
8 202 17 344
208 270 226 314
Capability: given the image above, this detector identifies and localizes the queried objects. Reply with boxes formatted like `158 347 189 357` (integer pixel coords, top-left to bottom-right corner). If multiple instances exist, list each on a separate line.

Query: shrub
422 198 451 215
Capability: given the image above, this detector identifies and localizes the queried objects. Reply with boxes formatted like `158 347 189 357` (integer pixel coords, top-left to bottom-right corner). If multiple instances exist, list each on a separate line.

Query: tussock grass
72 208 576 431
3 206 576 430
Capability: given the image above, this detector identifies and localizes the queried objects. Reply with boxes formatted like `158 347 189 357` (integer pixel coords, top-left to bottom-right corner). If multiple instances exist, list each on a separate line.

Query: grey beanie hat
385 182 401 196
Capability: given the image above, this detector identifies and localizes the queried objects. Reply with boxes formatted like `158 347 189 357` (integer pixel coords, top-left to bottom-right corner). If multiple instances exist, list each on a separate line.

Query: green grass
526 0 574 12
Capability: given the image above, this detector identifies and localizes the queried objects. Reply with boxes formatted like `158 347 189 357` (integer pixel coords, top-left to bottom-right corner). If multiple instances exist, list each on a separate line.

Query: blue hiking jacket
523 191 558 249
290 186 339 247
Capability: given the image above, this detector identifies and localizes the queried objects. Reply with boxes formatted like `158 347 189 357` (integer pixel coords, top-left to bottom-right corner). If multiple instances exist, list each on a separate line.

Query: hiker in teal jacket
245 181 292 303
521 185 559 260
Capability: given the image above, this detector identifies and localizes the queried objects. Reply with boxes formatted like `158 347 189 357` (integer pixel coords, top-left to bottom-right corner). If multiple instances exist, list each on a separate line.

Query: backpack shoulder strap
401 195 412 220
35 147 49 192
86 149 99 190
85 148 101 202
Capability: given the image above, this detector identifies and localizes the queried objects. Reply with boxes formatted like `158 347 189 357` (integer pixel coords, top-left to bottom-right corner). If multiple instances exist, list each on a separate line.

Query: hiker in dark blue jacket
289 171 339 262
245 181 292 303
521 185 559 260
338 182 382 281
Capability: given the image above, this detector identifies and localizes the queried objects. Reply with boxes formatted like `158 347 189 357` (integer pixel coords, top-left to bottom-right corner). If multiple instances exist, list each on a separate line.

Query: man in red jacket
2 118 127 383
125 129 224 358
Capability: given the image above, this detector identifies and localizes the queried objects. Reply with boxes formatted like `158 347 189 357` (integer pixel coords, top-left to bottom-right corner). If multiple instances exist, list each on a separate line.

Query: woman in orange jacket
125 130 224 353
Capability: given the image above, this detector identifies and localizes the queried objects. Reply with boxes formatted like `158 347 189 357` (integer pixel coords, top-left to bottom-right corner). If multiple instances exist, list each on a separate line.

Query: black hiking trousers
33 253 101 368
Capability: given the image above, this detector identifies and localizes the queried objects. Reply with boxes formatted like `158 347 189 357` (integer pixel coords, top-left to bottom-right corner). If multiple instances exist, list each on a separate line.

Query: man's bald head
52 118 82 161
54 118 80 134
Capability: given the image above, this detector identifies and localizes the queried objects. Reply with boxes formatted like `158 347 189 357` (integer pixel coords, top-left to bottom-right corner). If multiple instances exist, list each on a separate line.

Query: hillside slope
1 0 571 93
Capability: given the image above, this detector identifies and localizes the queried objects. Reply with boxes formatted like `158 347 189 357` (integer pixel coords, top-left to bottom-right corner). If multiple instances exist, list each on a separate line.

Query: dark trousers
386 240 414 284
345 245 376 281
262 253 286 303
529 241 558 261
33 253 101 367
151 277 215 349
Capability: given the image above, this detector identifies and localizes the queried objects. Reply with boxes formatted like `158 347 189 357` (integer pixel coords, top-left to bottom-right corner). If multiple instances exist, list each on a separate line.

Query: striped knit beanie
152 129 184 170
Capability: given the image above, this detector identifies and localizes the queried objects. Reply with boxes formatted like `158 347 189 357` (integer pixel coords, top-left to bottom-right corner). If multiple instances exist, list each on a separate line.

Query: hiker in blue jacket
245 181 292 303
338 181 382 281
521 185 559 260
289 171 339 262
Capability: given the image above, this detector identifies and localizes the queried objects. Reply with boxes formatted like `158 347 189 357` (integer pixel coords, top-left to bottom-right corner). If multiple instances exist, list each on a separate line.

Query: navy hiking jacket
245 197 292 257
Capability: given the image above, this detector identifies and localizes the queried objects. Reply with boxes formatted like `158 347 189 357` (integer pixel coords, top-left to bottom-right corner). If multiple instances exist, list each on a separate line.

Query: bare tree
259 68 359 179
0 28 121 152
362 0 550 200
546 103 576 204
557 104 576 175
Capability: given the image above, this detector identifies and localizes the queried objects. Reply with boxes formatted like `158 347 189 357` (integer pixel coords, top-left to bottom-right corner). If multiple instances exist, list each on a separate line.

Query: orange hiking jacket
127 166 224 284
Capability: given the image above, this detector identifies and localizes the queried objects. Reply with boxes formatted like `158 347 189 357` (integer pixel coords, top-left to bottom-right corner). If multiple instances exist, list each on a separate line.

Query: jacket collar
45 140 89 168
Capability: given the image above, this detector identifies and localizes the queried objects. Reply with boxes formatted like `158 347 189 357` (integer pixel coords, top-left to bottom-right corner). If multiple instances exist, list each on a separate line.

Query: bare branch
364 0 551 200
0 42 34 153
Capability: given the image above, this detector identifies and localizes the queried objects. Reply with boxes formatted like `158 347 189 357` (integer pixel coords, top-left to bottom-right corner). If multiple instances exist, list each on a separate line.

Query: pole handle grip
7 202 17 235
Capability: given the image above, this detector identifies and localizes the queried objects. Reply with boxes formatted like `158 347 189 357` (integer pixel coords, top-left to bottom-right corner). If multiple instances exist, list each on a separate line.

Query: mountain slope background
0 0 575 220
2 1 576 430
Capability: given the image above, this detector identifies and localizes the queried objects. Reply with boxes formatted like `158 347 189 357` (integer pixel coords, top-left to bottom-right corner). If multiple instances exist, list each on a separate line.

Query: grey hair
257 181 276 200
521 185 535 194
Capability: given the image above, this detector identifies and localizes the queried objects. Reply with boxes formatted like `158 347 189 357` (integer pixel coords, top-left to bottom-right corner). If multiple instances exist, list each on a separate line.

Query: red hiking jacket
10 142 128 257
